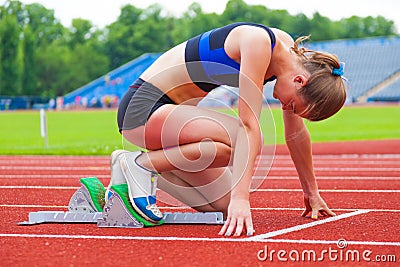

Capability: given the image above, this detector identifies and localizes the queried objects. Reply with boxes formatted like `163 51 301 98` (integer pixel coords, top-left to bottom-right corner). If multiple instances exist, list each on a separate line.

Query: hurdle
18 177 224 227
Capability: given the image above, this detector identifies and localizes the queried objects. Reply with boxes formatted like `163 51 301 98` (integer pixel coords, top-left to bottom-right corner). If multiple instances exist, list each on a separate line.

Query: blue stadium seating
367 78 400 102
62 53 161 107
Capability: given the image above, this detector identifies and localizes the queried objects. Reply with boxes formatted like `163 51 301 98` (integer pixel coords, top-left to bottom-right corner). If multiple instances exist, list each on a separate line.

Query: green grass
0 105 399 155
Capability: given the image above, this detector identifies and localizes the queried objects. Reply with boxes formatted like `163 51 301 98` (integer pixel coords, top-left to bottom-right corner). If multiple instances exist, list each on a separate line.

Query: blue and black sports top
185 22 276 92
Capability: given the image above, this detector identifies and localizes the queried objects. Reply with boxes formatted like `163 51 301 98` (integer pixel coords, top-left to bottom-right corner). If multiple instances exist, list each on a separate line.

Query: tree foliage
0 0 397 97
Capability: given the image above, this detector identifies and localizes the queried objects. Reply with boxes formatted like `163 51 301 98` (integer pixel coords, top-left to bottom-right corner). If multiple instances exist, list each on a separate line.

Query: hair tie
332 62 345 76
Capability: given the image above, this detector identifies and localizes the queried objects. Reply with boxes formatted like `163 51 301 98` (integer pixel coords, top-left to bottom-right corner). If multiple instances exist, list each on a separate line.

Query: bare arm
283 109 336 219
219 29 271 236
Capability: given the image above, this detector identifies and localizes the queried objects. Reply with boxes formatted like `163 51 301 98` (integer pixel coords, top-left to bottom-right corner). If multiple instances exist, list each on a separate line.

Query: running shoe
105 149 130 201
119 151 163 223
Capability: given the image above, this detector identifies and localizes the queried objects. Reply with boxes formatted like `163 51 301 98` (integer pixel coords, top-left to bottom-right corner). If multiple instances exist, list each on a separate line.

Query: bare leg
158 167 232 216
121 104 240 211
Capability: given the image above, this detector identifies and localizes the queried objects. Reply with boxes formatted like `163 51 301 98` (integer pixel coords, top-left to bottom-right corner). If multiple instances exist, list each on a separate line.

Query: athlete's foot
119 151 163 222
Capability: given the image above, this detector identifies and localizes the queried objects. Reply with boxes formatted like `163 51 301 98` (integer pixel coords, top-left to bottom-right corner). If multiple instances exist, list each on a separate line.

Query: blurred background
0 0 399 110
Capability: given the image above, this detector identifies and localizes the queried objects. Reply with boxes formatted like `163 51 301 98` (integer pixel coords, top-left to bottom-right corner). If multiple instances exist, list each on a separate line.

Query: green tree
67 18 94 48
374 16 396 36
309 12 336 40
0 12 21 95
342 16 364 39
286 14 312 38
25 3 64 47
22 25 36 95
105 4 143 69
221 0 251 23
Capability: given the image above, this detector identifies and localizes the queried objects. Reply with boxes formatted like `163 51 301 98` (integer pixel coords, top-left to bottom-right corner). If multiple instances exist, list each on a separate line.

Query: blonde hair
291 36 347 121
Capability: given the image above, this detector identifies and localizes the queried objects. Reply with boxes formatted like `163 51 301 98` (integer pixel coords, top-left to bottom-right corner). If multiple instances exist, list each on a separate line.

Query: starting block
19 177 224 227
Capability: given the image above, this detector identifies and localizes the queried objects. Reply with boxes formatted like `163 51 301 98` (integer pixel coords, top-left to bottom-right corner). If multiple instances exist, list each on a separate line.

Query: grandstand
367 77 400 102
62 36 400 108
62 53 161 108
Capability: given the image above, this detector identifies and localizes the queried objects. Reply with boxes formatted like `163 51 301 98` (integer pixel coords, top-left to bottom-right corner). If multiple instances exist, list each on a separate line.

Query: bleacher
62 53 161 107
62 36 400 108
367 78 400 102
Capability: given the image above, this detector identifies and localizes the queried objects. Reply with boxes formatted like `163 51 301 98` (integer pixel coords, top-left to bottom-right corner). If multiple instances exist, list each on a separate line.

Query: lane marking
0 233 399 246
3 204 400 213
1 186 399 194
1 154 398 163
0 186 79 190
0 204 68 209
266 154 400 159
2 159 399 166
248 210 370 240
265 160 400 165
250 207 400 213
0 166 108 171
253 176 400 180
253 189 400 193
1 175 399 180
257 167 400 172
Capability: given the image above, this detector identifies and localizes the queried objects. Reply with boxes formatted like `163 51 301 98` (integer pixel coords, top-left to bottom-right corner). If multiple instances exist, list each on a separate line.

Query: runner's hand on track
302 194 336 219
218 198 254 237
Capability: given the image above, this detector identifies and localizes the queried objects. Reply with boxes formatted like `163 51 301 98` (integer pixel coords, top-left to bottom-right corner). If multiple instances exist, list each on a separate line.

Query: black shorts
117 78 176 132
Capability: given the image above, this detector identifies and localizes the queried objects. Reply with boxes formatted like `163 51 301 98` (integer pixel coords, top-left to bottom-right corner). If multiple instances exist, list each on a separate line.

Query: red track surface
1 140 399 266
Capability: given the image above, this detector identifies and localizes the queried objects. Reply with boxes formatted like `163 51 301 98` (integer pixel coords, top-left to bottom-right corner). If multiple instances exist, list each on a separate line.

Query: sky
1 0 399 32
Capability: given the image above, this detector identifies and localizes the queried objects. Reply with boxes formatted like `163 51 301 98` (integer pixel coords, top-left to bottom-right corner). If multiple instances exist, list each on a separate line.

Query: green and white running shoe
119 151 163 223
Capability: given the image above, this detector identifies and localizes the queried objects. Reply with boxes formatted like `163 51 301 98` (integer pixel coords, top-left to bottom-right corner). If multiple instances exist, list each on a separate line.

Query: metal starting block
19 177 224 227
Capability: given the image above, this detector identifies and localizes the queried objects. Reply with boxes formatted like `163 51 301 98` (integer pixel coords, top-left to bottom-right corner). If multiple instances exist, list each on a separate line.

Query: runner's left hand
218 198 254 237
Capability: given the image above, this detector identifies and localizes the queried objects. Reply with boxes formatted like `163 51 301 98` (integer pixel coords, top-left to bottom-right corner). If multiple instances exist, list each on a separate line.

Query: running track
1 140 399 266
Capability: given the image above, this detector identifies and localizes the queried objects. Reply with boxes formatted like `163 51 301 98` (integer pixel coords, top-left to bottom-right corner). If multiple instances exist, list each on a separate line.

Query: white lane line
1 175 398 180
1 233 399 246
253 176 400 180
0 186 79 190
1 186 399 194
253 189 400 193
0 204 68 208
258 167 400 172
271 160 400 165
248 210 370 241
250 207 400 213
3 204 400 213
2 159 399 165
0 166 108 171
265 154 400 159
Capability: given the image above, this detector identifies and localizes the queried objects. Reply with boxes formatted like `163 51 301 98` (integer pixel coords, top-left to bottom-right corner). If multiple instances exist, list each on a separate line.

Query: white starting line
1 185 399 194
1 206 399 246
2 204 400 213
248 210 369 240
